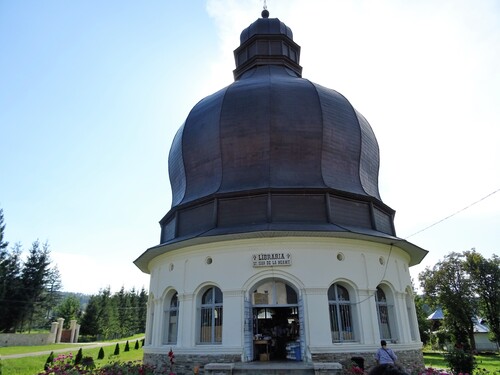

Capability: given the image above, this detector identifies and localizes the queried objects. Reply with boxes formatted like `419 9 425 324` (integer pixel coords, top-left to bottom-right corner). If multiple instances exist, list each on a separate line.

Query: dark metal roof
133 13 428 272
169 65 382 207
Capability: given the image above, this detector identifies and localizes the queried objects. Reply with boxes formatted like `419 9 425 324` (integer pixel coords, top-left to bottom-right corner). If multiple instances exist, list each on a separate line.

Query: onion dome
138 11 426 268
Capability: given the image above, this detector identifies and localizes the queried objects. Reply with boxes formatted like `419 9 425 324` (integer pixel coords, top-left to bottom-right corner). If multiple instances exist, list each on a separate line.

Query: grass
1 344 498 375
0 334 144 356
423 351 500 373
0 336 145 375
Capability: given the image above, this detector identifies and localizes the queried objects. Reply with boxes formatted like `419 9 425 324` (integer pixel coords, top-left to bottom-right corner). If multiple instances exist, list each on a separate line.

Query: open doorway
251 280 301 361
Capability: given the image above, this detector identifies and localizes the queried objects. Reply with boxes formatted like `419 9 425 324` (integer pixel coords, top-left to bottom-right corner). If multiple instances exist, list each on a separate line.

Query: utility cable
404 187 500 240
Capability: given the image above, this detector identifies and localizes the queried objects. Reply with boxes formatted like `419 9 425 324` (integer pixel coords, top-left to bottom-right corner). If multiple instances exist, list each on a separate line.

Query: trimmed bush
124 340 130 352
134 339 139 350
74 348 83 365
113 343 120 356
97 347 105 360
44 351 54 370
81 356 95 370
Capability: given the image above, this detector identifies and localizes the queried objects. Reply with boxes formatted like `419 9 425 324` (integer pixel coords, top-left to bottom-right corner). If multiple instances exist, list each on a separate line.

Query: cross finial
262 0 269 18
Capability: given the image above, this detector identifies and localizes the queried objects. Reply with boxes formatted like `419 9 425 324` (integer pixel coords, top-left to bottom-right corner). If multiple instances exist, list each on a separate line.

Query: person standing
375 340 397 365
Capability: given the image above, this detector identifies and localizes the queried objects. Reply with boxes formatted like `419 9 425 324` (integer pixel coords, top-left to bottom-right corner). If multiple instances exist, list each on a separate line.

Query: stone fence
0 318 80 347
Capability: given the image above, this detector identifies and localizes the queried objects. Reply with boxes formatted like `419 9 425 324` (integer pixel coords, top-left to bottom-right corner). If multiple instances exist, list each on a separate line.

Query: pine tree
0 243 23 332
124 340 130 352
113 343 120 356
137 287 148 333
134 340 139 350
80 295 100 337
98 288 120 339
0 208 9 332
20 240 52 332
0 208 8 252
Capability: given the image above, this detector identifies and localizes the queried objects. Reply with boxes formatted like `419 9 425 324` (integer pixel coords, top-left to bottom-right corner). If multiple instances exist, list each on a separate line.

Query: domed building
135 9 427 374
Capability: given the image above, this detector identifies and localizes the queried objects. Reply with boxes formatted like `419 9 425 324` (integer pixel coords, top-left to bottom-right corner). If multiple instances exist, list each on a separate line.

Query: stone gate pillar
56 318 65 343
70 319 77 343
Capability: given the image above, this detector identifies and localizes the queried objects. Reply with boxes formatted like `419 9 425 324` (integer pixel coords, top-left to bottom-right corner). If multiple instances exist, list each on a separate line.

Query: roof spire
262 0 269 18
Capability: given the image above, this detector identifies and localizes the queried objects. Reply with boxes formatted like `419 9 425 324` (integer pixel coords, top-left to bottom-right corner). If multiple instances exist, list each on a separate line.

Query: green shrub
74 348 83 365
124 340 130 352
97 347 105 360
443 347 476 374
81 356 95 370
134 340 139 350
113 343 120 356
44 351 54 370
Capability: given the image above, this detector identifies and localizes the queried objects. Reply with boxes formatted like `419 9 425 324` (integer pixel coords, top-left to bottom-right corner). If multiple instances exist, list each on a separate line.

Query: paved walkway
0 338 143 359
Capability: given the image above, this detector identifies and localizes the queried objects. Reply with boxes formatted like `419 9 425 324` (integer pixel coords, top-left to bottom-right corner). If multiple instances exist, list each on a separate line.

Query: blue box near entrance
293 346 301 361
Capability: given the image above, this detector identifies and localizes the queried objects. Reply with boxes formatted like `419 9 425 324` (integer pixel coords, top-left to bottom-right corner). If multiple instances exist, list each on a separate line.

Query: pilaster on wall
221 290 244 347
357 289 378 345
178 293 194 347
303 288 331 347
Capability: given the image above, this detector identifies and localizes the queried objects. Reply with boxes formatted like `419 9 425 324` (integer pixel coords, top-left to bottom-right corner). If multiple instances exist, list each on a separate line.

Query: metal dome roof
154 13 410 251
134 12 428 273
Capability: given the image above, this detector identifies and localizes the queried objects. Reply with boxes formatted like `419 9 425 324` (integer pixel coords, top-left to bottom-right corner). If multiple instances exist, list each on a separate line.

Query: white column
303 288 331 347
394 291 408 343
221 290 244 347
152 298 162 347
178 293 194 348
358 289 379 345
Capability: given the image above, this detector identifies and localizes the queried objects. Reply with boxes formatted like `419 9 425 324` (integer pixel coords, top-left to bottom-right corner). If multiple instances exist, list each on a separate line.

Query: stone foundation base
144 353 241 375
312 349 424 373
143 349 424 375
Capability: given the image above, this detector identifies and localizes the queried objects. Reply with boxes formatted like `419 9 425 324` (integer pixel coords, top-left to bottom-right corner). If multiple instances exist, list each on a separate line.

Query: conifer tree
134 339 139 350
113 343 120 356
124 340 130 352
137 287 148 333
0 243 23 332
20 240 52 331
97 347 105 360
0 208 8 252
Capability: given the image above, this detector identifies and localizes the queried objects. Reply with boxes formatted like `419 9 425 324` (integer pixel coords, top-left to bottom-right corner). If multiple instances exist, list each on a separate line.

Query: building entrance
251 280 301 361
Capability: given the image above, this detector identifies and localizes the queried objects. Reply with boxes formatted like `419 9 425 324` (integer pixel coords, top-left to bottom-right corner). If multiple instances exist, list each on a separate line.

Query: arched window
376 286 394 340
328 284 355 342
162 292 178 344
199 287 223 344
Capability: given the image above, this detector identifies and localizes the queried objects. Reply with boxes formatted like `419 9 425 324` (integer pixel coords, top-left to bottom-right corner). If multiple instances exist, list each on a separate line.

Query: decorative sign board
252 252 292 267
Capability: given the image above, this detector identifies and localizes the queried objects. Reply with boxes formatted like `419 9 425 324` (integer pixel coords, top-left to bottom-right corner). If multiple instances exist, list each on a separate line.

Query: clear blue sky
1 0 499 294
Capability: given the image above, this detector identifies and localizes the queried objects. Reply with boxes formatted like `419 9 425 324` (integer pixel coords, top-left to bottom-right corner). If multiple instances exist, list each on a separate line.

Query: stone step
204 361 342 375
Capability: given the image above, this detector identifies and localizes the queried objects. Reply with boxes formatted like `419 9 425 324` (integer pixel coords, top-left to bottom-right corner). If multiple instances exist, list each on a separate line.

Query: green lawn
0 337 145 375
2 346 499 375
423 351 500 374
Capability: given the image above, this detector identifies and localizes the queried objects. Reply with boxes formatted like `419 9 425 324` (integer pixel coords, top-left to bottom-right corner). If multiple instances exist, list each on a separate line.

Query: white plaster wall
144 236 420 357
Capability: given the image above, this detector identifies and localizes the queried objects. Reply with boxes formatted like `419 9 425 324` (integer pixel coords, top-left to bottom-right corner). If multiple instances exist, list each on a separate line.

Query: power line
404 187 500 240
